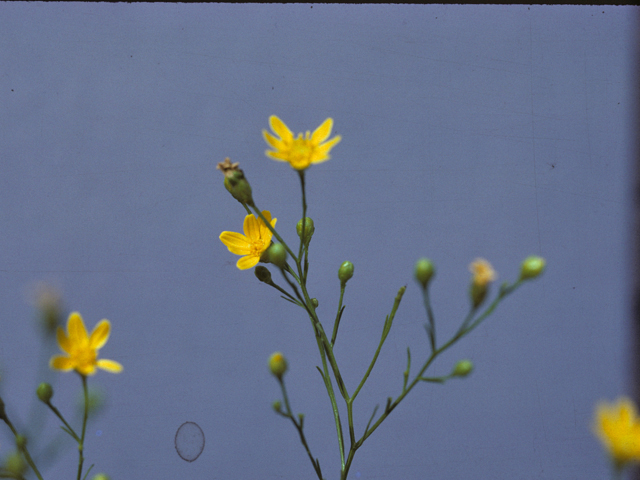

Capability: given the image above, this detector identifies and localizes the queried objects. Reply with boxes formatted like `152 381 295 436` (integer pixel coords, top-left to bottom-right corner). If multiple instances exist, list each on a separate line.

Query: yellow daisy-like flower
593 397 640 468
50 312 123 376
263 115 341 170
220 211 277 270
469 258 497 287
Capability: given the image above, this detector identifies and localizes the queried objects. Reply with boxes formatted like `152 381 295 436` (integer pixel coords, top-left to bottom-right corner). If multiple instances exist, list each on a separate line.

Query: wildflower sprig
593 397 640 479
217 116 546 480
0 311 121 480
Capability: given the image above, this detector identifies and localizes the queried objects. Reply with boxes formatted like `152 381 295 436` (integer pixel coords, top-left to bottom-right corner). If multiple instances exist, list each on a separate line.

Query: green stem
331 285 346 346
340 282 521 479
311 321 346 470
292 172 348 468
45 402 80 443
351 288 404 402
421 286 436 352
283 263 301 284
1 415 44 480
76 375 89 480
297 171 308 283
277 377 323 480
241 202 253 215
265 279 303 306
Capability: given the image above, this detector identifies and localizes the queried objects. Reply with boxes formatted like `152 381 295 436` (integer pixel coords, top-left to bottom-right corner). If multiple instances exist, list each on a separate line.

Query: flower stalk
218 115 546 480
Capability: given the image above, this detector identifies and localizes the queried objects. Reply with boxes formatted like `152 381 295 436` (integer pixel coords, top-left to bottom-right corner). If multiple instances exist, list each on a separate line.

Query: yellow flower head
593 397 640 468
263 115 341 170
50 312 123 376
220 211 277 270
469 258 497 287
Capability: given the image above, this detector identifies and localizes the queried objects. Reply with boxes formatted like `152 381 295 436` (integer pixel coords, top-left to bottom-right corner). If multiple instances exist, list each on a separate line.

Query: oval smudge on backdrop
175 421 205 462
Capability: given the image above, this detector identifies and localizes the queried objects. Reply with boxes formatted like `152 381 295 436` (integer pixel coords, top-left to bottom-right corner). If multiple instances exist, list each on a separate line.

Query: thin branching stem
76 375 89 480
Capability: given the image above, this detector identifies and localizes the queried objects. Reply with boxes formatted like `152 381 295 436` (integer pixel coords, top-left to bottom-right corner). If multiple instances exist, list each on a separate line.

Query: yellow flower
50 312 122 376
593 397 640 468
469 258 497 286
220 211 277 270
263 115 341 170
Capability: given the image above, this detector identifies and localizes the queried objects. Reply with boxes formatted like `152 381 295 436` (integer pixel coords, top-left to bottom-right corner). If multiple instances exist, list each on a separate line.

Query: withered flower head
217 158 241 177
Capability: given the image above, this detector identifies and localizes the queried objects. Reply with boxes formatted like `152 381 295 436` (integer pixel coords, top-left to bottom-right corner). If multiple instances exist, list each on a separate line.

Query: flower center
289 135 313 169
250 238 266 257
74 346 97 370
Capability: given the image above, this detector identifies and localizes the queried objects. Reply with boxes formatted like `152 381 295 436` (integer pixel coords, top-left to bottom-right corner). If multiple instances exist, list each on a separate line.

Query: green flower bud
224 170 254 206
520 256 546 280
217 158 254 206
268 352 288 379
4 452 26 476
338 261 354 286
266 243 287 268
254 266 272 283
15 435 27 449
414 258 435 288
311 298 319 308
451 359 474 378
296 217 315 246
36 382 53 403
272 400 282 412
91 474 111 480
469 282 488 309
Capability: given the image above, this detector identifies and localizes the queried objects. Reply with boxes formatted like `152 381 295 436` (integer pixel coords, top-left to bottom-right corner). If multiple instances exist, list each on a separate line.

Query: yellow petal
311 118 333 145
260 210 272 224
56 326 73 354
89 319 111 350
97 359 123 373
265 150 289 161
68 312 88 344
263 131 286 150
314 134 341 155
269 115 293 142
243 214 261 240
237 255 259 270
260 216 277 242
220 232 251 255
50 355 75 371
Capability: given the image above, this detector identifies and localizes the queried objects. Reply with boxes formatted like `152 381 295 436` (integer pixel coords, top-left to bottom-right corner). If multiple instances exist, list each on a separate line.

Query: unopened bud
338 261 354 286
520 256 546 280
254 266 272 283
469 282 488 309
266 243 287 268
91 474 111 480
36 383 53 403
217 158 254 206
268 352 288 379
272 400 282 412
451 360 474 378
414 258 435 288
4 452 26 476
296 217 315 246
311 298 319 308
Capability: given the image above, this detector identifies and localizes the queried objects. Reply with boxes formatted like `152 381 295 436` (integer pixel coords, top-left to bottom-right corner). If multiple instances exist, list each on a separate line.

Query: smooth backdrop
0 4 637 480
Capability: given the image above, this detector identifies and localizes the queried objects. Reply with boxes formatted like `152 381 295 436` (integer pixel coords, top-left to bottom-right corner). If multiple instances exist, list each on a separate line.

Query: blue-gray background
0 4 637 479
